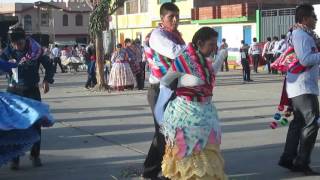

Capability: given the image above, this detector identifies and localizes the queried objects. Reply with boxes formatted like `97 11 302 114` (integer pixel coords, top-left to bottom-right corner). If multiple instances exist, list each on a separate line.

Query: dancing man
0 26 54 170
142 2 186 179
278 4 320 175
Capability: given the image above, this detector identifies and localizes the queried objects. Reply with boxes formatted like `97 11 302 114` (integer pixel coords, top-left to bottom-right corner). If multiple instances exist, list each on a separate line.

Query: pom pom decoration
280 118 288 126
270 121 278 129
278 105 285 111
284 110 292 117
274 113 281 121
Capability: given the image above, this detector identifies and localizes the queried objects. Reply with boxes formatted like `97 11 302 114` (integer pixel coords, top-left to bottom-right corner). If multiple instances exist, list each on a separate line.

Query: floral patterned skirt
108 62 135 89
161 97 227 179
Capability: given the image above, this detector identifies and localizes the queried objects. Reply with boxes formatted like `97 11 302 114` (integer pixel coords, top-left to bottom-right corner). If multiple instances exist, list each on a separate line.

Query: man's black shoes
291 165 320 176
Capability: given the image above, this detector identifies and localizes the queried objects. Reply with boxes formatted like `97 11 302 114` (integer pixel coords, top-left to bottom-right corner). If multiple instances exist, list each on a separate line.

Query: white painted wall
211 23 256 61
218 23 257 49
314 4 320 35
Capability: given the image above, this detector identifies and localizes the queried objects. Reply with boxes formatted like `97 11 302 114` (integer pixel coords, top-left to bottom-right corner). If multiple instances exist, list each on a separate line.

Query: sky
0 0 50 2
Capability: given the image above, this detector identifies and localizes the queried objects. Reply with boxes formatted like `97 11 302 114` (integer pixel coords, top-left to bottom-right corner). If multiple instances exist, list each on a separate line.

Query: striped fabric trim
172 43 213 85
144 45 173 79
24 37 43 62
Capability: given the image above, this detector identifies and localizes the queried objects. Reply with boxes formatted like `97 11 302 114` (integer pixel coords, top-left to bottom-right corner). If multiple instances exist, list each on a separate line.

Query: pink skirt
108 62 135 89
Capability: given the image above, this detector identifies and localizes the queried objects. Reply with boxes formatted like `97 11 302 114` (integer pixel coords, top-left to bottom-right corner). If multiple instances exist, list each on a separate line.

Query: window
41 12 49 26
24 15 32 32
213 26 222 46
136 32 142 41
63 14 68 26
116 7 124 15
75 14 83 26
126 0 138 14
140 0 148 13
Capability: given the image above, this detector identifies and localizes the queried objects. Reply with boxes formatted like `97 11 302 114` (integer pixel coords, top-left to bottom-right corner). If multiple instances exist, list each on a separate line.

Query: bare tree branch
85 0 94 10
109 0 126 15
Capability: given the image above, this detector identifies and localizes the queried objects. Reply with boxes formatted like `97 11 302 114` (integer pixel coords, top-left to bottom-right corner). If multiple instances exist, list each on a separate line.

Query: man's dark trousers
241 59 250 81
220 56 229 72
143 83 165 178
7 86 42 158
252 54 260 73
53 57 64 73
265 54 273 74
280 94 319 167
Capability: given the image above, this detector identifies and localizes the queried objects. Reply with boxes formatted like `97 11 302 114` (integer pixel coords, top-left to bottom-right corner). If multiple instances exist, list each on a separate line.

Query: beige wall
52 10 89 35
0 2 90 43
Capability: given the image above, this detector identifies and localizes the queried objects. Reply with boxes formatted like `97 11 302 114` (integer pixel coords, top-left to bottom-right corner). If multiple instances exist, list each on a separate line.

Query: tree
87 0 126 91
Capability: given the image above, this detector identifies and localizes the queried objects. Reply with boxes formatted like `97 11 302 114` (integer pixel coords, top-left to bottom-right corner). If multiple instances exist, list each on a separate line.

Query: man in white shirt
51 44 65 73
279 4 320 175
262 37 272 74
219 38 229 71
249 37 261 73
142 2 186 179
274 34 287 58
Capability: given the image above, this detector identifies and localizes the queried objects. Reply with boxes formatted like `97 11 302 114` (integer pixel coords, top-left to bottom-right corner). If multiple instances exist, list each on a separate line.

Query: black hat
8 27 26 42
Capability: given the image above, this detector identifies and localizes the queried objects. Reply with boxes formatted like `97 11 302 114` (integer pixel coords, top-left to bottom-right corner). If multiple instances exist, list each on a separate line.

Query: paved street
1 70 320 180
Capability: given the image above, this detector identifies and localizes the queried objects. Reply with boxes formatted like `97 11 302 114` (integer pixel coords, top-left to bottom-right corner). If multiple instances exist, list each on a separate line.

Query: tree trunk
94 30 107 91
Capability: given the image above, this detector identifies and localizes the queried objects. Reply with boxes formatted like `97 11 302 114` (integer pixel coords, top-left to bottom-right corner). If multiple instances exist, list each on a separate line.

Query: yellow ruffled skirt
162 143 227 180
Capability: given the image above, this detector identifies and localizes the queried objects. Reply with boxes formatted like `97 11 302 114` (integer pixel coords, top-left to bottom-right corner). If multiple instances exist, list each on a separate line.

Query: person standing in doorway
240 40 252 83
219 38 229 71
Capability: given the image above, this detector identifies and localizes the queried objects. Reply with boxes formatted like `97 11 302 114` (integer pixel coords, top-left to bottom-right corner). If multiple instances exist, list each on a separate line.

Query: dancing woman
108 44 135 91
0 60 54 168
160 27 227 180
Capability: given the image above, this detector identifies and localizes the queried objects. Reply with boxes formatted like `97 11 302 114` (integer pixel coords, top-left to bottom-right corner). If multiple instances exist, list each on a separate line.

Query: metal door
243 25 252 45
213 26 222 47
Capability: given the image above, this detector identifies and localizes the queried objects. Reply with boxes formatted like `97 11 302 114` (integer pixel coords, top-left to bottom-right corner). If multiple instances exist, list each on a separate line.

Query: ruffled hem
108 63 136 88
161 97 221 156
0 92 55 130
162 143 227 180
0 127 40 167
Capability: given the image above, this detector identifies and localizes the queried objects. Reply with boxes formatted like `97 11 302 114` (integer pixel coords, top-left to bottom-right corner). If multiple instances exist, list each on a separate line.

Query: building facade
110 0 319 64
0 0 91 44
110 0 196 45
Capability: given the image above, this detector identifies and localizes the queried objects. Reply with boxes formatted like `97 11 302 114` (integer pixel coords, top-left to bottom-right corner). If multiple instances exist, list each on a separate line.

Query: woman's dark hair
253 37 257 42
116 43 122 48
134 38 141 45
267 37 271 41
124 38 131 44
160 2 179 17
295 4 314 23
192 27 218 48
8 27 25 42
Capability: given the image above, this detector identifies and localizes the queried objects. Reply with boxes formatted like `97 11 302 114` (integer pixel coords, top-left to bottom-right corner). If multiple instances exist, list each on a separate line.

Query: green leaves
89 0 126 36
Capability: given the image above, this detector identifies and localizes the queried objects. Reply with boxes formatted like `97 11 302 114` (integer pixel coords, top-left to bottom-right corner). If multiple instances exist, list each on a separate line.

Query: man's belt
8 84 39 91
150 83 160 89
